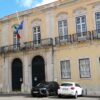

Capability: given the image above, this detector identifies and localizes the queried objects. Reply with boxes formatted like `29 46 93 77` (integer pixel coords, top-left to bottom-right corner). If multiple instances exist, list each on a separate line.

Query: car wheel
80 90 84 96
75 92 78 99
43 90 49 96
31 93 35 97
58 95 62 98
31 94 34 97
31 91 34 97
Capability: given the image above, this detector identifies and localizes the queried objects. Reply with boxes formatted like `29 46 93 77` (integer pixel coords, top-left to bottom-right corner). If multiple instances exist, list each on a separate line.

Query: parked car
31 81 59 97
58 82 83 98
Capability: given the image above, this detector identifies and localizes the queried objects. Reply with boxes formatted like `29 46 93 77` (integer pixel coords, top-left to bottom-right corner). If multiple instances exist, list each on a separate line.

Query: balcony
91 29 100 39
55 35 72 45
55 32 91 45
55 30 100 45
0 38 53 54
24 38 53 50
72 31 91 42
0 44 21 54
0 30 100 54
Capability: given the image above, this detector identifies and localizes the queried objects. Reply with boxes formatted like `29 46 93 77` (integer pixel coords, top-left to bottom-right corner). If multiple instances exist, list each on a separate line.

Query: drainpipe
51 38 54 81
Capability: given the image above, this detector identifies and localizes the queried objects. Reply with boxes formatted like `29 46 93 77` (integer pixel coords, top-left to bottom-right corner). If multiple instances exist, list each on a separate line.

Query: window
75 83 81 87
79 58 91 78
58 20 68 40
33 26 41 45
61 83 73 86
13 31 20 49
95 12 100 33
76 15 87 37
60 60 71 79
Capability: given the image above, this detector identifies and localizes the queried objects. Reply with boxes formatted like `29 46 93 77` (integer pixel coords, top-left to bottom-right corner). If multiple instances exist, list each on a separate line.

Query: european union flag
15 21 24 34
17 21 24 30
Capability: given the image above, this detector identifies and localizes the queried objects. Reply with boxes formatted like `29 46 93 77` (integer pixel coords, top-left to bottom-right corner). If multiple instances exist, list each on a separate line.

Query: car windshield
36 82 49 88
61 83 73 86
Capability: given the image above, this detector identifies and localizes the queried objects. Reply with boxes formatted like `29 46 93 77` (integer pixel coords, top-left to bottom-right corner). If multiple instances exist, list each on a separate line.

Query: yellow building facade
0 0 100 95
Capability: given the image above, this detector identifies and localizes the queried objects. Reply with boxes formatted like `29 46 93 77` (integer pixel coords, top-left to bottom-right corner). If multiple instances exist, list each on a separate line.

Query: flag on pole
15 21 24 33
17 21 24 30
14 21 24 38
12 24 18 30
16 33 21 39
12 24 21 39
14 29 21 39
13 10 24 39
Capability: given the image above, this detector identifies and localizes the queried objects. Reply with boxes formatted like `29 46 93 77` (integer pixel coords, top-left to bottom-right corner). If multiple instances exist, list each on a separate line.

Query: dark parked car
31 81 59 97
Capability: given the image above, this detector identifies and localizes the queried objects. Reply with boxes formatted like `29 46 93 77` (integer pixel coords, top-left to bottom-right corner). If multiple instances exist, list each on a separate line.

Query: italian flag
12 24 21 39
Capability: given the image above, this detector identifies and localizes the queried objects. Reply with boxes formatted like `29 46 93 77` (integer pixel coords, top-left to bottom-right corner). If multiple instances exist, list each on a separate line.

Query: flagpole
15 9 24 39
15 10 21 39
16 10 20 24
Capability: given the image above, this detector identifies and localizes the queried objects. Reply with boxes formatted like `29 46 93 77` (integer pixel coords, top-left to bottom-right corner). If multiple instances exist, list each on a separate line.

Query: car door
75 83 82 95
49 83 54 94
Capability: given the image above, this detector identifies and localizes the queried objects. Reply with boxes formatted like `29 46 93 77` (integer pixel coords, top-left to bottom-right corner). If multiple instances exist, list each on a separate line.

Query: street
0 94 99 100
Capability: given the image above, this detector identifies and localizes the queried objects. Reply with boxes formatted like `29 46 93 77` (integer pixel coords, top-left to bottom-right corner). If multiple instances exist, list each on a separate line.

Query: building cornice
0 0 95 22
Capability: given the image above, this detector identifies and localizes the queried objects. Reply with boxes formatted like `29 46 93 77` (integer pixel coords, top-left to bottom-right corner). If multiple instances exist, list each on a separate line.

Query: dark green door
32 56 45 86
12 58 23 91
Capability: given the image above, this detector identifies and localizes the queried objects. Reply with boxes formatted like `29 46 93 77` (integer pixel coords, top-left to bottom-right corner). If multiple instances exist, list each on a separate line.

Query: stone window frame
92 3 100 31
79 58 91 78
60 60 71 79
73 7 87 35
57 12 68 40
31 19 41 45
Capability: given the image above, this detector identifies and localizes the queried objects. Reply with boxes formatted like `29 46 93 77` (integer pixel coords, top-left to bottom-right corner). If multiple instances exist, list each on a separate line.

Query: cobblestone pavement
0 94 99 100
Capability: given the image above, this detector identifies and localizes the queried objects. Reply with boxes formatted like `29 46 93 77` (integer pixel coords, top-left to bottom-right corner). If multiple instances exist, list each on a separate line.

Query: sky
0 0 57 18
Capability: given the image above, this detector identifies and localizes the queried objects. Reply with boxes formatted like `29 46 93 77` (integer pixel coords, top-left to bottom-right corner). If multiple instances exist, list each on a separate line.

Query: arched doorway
12 58 23 91
32 56 45 86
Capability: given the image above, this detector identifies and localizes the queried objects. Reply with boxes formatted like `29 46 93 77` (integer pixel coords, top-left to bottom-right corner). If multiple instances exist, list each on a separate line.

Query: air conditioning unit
78 36 87 42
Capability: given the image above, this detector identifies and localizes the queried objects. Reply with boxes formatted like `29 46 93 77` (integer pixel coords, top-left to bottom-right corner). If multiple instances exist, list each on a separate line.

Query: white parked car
58 82 83 98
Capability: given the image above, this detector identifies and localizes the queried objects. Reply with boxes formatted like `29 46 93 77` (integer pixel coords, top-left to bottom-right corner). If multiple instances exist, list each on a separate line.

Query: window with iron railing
58 20 68 41
95 12 100 34
13 32 20 49
76 15 87 37
33 26 41 47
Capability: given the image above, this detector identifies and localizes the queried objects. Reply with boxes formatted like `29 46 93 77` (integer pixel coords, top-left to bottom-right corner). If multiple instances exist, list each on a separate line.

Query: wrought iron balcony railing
0 44 21 54
24 38 53 50
55 30 100 45
55 31 92 45
0 38 53 54
55 35 72 45
72 31 91 42
91 29 100 39
1 30 100 54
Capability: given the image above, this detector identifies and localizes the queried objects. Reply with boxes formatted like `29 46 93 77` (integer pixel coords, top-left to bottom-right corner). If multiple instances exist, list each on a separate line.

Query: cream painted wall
54 42 100 84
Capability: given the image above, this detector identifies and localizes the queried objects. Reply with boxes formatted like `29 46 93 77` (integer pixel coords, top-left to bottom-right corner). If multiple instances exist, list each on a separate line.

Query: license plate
33 91 38 93
63 88 68 90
